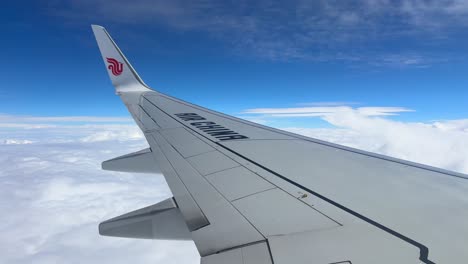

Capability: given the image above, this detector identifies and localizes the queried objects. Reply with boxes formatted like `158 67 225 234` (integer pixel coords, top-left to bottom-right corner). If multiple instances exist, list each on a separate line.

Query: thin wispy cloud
46 0 468 64
0 114 133 123
296 102 361 107
243 105 414 117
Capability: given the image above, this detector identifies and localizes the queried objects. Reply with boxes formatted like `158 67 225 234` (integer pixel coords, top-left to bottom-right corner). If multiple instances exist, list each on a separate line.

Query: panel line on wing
138 104 160 128
202 164 242 177
229 187 278 203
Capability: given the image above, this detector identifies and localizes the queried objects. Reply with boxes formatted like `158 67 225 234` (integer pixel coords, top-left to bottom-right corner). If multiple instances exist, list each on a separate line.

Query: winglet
91 25 152 93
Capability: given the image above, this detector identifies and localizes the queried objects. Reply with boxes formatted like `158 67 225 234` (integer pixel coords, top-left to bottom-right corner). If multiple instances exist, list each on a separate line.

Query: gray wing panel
136 92 344 257
137 91 468 264
222 139 468 263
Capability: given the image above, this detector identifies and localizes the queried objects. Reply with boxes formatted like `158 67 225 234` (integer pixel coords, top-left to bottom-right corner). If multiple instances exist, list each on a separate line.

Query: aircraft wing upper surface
91 25 468 264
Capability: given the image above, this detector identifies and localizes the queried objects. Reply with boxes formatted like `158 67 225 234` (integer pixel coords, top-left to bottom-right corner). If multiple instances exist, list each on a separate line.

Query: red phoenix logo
106 57 124 76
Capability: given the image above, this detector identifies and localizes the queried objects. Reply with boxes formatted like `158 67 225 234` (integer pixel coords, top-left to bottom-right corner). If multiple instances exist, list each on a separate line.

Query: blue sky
2 0 468 127
2 2 468 263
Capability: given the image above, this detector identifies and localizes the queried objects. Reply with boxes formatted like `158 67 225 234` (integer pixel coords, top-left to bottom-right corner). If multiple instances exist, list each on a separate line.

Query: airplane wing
91 25 468 264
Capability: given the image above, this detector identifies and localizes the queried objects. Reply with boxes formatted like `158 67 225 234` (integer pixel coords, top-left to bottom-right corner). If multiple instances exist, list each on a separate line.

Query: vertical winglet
91 25 152 93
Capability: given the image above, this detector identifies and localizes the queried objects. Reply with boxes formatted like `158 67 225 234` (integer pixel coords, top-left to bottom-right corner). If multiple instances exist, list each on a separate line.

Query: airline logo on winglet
175 113 249 141
106 57 124 76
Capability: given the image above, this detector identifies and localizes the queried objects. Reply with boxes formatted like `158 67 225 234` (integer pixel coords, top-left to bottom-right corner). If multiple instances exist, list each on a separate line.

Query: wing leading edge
92 25 468 264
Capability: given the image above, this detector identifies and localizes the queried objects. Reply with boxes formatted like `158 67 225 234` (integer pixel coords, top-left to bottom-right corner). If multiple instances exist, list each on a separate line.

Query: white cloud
0 123 144 144
79 129 144 143
372 54 435 68
0 121 199 264
244 104 468 174
321 113 468 173
400 0 468 27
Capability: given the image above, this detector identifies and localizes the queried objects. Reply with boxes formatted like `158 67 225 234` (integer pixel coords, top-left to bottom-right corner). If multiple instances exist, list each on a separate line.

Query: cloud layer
1 110 467 263
0 123 199 264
